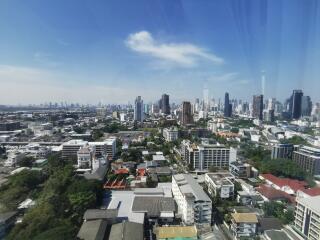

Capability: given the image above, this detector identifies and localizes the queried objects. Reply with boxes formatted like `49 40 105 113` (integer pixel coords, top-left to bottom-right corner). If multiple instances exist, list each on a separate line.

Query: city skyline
1 0 320 104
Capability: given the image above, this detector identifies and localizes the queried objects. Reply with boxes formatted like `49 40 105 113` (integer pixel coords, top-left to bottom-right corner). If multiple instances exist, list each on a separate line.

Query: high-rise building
172 174 212 225
224 92 232 117
271 144 294 159
294 196 320 240
289 90 303 119
267 98 276 110
293 146 320 176
301 96 312 117
134 96 144 122
181 101 192 125
161 94 170 115
182 141 237 171
252 95 263 120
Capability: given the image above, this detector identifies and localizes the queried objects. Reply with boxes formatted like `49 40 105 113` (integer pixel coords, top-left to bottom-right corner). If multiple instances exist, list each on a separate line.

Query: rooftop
260 173 307 192
298 187 320 197
109 221 143 240
132 196 175 217
77 219 108 240
297 195 320 214
174 174 211 202
231 213 258 223
264 230 291 240
83 209 118 221
155 226 197 239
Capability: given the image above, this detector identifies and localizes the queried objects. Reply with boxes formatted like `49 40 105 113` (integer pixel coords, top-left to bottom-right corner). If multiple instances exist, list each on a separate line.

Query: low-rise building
230 213 258 238
205 172 234 199
229 161 251 178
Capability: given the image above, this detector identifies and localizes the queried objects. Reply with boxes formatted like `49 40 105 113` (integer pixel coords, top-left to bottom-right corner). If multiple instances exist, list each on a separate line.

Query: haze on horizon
1 0 320 104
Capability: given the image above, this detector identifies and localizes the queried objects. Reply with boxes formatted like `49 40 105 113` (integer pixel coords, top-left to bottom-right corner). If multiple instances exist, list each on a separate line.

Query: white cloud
125 31 224 68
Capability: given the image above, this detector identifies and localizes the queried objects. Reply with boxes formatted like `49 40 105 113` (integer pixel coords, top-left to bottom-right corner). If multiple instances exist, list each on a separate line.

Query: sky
0 0 320 104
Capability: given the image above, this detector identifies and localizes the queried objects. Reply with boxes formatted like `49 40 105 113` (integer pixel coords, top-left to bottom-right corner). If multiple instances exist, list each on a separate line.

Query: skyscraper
252 95 263 120
161 94 170 115
181 101 192 125
134 96 144 122
289 90 303 119
301 96 312 117
224 92 232 117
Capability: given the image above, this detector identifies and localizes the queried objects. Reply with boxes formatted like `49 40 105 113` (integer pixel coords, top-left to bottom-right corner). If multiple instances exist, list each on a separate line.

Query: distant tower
161 94 170 115
134 96 144 122
252 95 264 120
289 90 303 119
224 92 232 117
301 96 312 117
181 101 193 125
203 82 209 113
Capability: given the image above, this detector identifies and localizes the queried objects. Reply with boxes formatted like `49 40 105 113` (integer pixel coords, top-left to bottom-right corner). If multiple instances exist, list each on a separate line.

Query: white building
4 150 25 167
62 140 88 160
172 174 211 225
294 196 320 240
183 142 237 171
163 127 179 142
205 172 234 199
77 145 95 169
89 137 116 159
62 137 116 160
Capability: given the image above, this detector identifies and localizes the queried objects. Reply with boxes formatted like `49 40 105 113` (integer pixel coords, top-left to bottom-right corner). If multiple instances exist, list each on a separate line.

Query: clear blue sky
0 0 320 104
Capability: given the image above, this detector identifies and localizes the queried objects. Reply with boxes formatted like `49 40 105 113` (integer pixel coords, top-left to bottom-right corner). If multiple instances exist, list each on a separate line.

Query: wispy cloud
206 72 249 85
33 51 61 67
125 31 224 68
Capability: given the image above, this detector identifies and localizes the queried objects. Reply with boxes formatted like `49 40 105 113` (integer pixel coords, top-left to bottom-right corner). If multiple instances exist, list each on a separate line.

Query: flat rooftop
174 174 211 202
297 195 320 214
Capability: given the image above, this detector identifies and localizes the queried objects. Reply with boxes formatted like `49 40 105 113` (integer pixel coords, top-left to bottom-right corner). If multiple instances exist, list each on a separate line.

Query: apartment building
229 161 251 178
62 140 88 160
292 146 320 175
62 137 116 160
163 127 179 142
205 172 234 199
271 143 294 159
77 145 95 169
294 196 320 240
182 141 237 171
172 174 211 225
231 213 258 238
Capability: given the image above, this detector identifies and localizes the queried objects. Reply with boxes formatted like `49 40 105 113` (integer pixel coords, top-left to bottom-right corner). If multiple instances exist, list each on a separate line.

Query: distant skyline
1 0 320 104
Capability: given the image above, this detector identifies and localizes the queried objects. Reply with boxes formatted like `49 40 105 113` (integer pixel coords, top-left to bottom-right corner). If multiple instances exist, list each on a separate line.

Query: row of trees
243 143 315 186
4 154 102 240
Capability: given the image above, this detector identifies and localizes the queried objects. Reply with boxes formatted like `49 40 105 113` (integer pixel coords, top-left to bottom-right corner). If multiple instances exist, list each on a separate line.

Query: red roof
136 169 146 176
114 168 129 174
256 184 295 203
299 188 320 197
260 174 307 192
